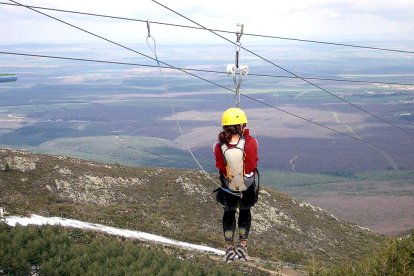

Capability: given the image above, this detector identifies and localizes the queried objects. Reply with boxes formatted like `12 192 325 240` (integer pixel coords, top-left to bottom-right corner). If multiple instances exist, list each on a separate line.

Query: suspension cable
1 53 412 161
7 1 414 161
151 0 414 137
2 1 414 55
2 51 413 87
145 22 242 197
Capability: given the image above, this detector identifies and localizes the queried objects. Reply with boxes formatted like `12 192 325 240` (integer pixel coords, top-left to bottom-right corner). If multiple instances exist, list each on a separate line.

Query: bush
0 223 240 275
318 230 414 276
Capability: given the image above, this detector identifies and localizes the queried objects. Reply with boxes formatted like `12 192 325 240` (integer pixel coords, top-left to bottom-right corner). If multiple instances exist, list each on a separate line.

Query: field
262 170 414 235
1 42 413 235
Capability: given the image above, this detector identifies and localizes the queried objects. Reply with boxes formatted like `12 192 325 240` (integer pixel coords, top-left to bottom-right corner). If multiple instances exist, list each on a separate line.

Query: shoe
223 246 237 263
235 243 249 261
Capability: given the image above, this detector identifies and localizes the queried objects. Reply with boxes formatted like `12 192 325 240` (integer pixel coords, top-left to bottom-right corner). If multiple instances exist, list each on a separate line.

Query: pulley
226 24 248 107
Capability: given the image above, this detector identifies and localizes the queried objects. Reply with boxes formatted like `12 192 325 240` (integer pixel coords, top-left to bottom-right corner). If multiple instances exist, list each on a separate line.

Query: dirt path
289 153 303 172
209 255 307 276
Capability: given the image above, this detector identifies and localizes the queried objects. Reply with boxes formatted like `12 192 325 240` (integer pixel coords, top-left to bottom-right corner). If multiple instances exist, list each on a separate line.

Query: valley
1 43 413 237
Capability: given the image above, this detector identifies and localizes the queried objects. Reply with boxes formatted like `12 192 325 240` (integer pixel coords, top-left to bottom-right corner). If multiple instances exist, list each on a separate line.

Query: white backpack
220 137 247 192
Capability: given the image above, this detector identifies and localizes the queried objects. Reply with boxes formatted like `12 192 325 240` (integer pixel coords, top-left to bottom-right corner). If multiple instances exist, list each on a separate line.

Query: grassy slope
0 148 383 271
319 231 414 275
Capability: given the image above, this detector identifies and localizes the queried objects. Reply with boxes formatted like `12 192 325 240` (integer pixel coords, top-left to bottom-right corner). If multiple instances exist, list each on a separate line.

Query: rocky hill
0 148 384 273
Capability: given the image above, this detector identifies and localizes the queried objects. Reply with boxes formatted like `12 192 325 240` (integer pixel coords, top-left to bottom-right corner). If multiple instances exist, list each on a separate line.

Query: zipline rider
213 107 259 263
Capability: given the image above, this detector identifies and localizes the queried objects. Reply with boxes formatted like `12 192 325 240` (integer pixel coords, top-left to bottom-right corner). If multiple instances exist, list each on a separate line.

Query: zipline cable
151 0 414 137
146 23 242 197
240 93 414 161
7 0 414 161
2 1 414 55
6 0 232 94
2 51 414 87
1 55 412 162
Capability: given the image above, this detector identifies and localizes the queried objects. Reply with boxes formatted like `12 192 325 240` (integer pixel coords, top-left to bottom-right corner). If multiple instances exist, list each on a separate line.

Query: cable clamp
234 23 244 68
235 23 244 43
146 20 151 38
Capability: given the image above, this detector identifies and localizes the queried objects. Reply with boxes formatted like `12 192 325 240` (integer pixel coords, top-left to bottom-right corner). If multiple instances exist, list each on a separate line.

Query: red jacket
214 129 258 176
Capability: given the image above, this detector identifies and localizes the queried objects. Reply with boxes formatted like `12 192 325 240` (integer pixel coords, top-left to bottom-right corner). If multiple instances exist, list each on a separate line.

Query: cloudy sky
1 0 414 45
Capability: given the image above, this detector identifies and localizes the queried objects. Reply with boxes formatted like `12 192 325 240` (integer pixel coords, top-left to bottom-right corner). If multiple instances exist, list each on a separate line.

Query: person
213 107 259 263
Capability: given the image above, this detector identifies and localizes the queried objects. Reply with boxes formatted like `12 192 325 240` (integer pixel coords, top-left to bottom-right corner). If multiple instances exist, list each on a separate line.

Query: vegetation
0 223 241 275
317 231 414 275
0 148 384 271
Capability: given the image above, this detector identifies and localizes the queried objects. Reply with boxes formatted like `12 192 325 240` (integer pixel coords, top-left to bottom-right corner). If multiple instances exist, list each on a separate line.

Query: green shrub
319 230 414 276
0 223 240 275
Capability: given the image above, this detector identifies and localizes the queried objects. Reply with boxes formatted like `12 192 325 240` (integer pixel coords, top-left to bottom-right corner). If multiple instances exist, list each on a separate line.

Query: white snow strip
4 215 225 256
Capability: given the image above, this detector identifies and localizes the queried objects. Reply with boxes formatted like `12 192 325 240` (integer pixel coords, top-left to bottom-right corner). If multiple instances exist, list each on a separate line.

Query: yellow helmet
221 107 248 126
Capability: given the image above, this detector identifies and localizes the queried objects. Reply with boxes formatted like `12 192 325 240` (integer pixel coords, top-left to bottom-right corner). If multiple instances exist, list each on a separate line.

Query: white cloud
1 0 413 44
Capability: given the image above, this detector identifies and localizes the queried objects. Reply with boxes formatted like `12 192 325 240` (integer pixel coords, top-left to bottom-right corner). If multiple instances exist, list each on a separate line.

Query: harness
220 137 248 192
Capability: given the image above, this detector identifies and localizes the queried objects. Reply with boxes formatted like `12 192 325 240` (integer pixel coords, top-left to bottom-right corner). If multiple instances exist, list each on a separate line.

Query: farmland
1 42 413 235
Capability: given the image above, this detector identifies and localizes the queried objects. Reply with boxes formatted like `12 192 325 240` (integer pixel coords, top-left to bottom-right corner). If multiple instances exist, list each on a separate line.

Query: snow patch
4 215 225 256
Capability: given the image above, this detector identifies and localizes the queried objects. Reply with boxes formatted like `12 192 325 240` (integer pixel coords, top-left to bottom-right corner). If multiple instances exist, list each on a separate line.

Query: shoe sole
235 248 248 262
223 251 237 263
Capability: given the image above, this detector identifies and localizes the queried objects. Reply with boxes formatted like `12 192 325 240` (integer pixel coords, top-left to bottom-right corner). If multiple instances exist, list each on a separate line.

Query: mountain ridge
0 148 384 272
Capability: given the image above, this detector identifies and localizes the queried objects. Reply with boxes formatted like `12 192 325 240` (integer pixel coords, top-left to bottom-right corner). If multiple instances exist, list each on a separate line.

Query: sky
1 0 414 45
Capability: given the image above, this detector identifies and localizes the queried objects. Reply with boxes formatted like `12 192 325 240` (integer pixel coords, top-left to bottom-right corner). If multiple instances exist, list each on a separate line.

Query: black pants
216 182 257 242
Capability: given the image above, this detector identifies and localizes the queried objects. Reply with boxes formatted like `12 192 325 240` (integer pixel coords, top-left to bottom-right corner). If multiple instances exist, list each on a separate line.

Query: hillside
0 224 248 275
320 231 414 275
0 148 384 273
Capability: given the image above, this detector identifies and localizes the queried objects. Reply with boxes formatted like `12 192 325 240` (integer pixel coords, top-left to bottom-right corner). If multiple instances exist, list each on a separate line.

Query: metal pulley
226 64 249 77
226 24 248 107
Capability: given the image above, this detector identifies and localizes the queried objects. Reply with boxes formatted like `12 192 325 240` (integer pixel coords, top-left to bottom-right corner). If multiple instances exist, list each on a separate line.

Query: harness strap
213 186 243 196
254 168 260 202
